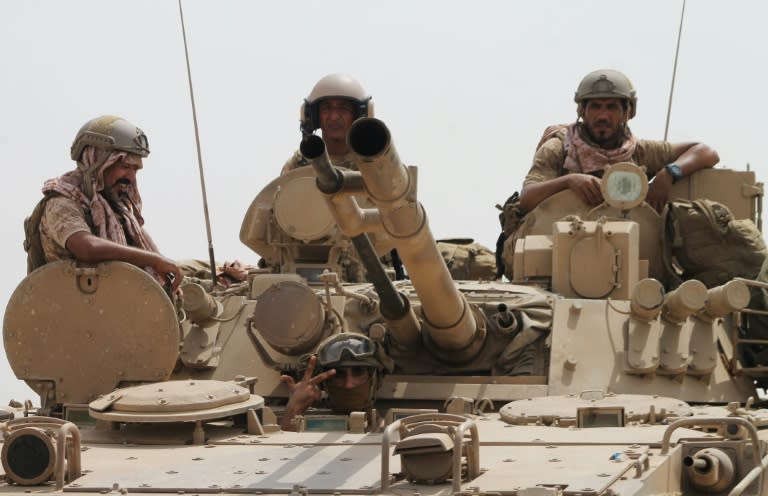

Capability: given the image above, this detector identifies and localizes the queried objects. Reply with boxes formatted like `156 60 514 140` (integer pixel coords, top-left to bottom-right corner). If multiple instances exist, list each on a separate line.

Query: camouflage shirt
280 150 359 175
39 196 93 263
523 137 674 187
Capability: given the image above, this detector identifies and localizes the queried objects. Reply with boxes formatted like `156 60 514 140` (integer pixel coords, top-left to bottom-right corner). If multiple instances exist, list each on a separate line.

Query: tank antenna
178 0 217 288
663 0 686 141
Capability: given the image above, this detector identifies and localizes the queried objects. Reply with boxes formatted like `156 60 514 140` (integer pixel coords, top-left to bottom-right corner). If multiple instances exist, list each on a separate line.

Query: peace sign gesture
279 355 336 431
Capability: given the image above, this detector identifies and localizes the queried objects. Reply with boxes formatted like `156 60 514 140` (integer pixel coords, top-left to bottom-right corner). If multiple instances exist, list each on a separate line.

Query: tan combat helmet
70 115 150 198
300 74 374 135
315 333 392 413
574 69 637 119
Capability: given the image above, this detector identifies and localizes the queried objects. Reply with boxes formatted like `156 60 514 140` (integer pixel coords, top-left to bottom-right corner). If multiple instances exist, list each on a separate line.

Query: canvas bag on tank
662 199 767 288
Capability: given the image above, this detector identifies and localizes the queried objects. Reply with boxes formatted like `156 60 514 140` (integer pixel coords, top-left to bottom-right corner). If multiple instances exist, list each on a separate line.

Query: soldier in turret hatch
281 73 373 175
279 333 393 432
519 69 719 214
26 115 182 291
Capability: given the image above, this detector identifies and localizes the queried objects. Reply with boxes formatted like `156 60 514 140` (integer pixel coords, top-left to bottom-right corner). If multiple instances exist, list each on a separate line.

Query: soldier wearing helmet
33 115 182 290
518 69 719 213
279 333 392 431
280 74 373 174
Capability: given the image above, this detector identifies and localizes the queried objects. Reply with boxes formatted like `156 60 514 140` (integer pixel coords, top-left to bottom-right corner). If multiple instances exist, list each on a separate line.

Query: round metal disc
3 261 180 404
600 162 649 211
500 393 692 425
252 281 325 355
274 176 335 241
89 380 264 423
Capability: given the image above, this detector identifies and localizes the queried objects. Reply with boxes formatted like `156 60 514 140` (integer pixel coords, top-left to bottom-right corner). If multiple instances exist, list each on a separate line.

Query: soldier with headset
281 73 373 175
518 69 720 214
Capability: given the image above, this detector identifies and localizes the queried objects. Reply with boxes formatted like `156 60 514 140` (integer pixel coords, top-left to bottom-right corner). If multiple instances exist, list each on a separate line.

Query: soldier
280 73 373 174
519 69 720 214
32 115 182 290
279 333 391 431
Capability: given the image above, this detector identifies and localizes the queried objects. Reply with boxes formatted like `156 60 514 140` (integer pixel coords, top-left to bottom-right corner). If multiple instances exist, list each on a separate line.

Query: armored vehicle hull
3 119 768 495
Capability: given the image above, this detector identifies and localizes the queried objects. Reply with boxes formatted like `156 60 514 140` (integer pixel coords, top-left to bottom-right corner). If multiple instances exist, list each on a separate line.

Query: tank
3 117 768 495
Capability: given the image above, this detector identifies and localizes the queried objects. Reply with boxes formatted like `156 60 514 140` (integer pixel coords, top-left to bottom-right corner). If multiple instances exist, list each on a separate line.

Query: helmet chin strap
76 153 110 200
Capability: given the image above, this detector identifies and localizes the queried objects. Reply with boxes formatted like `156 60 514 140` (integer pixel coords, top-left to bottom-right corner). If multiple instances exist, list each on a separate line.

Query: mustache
115 178 132 186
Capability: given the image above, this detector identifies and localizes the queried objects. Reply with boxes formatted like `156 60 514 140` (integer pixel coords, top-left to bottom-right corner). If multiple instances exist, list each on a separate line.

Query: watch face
666 164 682 183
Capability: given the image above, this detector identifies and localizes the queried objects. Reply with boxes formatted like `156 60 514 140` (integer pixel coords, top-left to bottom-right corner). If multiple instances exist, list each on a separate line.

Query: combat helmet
70 115 150 198
317 333 385 370
300 74 374 135
315 333 392 413
574 69 637 119
71 115 150 164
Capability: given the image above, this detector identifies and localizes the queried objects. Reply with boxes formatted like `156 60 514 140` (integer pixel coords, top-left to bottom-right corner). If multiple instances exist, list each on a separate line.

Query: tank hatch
89 380 263 423
500 390 691 427
3 261 180 406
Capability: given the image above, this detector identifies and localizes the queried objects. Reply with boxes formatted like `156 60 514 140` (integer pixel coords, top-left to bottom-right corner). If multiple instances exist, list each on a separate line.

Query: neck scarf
42 146 158 253
537 122 638 174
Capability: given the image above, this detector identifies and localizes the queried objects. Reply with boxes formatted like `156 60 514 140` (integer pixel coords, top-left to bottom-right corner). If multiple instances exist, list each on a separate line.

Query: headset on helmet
300 74 374 135
574 69 637 119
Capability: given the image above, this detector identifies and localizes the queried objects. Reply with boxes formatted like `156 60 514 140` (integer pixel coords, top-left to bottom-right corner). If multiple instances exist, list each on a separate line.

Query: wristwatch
665 163 683 184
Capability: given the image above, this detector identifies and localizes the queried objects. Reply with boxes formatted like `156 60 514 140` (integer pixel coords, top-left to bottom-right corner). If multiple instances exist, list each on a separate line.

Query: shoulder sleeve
523 137 566 187
40 196 92 250
634 140 674 175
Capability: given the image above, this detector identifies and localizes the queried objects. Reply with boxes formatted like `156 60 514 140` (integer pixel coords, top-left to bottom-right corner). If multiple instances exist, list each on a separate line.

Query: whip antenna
178 0 217 288
664 0 686 141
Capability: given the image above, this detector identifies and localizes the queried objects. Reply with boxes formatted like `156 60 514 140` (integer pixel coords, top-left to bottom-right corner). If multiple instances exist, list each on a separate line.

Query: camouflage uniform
524 132 675 187
280 150 358 175
39 196 93 263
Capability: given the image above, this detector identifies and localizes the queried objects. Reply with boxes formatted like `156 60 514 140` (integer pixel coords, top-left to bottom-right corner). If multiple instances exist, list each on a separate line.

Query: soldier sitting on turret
279 333 392 432
26 115 182 291
519 69 719 214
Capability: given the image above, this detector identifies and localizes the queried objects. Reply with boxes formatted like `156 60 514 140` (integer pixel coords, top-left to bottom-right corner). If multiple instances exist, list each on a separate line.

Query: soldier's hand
151 255 183 291
280 355 336 412
646 173 673 213
567 173 604 206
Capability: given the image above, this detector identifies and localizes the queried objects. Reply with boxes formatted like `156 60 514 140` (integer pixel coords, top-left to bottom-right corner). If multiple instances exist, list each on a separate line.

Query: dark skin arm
519 173 602 211
279 355 336 432
66 231 183 291
645 142 719 212
519 142 719 213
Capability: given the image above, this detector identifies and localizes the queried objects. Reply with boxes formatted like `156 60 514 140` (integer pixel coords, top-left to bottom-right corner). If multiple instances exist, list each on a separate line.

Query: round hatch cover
3 261 180 404
500 392 692 426
274 176 335 241
89 380 264 423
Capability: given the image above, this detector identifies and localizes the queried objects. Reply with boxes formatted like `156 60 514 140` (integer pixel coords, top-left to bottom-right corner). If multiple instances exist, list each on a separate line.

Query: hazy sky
1 0 766 402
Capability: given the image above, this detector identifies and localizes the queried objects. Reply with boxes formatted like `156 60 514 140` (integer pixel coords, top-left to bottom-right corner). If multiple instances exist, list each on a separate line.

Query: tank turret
4 119 768 496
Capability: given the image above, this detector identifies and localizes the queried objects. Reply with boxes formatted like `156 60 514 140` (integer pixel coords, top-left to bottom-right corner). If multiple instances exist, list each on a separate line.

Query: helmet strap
76 153 110 200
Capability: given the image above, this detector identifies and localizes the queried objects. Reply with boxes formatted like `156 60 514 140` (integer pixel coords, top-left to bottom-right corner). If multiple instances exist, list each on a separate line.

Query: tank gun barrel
347 118 481 357
300 136 343 194
301 134 420 347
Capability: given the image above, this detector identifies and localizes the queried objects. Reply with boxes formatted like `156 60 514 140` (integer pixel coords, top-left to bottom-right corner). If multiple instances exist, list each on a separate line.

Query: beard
585 121 625 148
103 179 133 211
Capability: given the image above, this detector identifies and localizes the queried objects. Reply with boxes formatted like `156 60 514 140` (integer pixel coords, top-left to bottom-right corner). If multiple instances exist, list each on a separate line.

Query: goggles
317 334 375 367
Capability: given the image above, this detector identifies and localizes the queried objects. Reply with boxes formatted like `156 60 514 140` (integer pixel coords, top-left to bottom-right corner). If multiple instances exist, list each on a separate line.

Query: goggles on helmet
317 334 375 367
